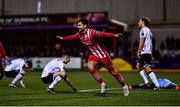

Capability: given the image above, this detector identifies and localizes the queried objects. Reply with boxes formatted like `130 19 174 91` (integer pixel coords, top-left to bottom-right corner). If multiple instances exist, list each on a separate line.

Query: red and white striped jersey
63 28 116 58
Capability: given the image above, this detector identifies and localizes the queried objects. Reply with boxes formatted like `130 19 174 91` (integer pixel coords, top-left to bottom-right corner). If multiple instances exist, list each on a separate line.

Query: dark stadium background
0 0 180 106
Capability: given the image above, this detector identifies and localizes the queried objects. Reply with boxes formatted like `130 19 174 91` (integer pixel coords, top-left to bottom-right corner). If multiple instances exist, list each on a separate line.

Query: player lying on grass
4 58 32 88
129 78 179 90
41 52 77 94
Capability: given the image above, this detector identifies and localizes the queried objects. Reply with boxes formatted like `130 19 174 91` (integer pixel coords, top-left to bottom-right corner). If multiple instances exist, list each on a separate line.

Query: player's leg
4 71 17 87
0 57 4 80
101 53 129 96
145 66 159 90
0 68 3 80
143 65 159 91
88 61 104 84
142 54 159 90
88 55 104 84
129 83 150 90
41 73 57 93
107 67 129 96
10 70 25 88
4 70 20 87
88 55 105 93
47 72 63 93
136 63 149 85
140 54 159 90
88 61 106 93
102 53 125 86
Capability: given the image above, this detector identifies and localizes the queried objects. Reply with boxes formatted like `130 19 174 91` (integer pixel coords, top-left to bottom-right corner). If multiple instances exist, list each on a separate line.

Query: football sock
139 70 149 84
12 74 23 84
49 76 62 89
112 72 125 86
148 71 159 87
90 69 104 84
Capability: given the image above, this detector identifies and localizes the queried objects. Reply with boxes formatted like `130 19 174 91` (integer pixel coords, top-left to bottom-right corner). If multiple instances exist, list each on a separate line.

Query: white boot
123 85 129 96
100 82 106 93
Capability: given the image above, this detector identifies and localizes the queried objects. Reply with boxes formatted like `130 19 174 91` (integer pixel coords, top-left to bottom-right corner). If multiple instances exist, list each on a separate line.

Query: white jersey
139 27 153 54
4 58 25 72
41 58 64 78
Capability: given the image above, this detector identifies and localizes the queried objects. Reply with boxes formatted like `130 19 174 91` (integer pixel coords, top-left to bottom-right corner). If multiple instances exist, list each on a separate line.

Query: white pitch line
78 88 120 92
78 84 180 93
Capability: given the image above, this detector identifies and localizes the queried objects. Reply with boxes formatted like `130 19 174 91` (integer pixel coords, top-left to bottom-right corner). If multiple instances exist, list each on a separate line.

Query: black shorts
41 74 53 84
5 70 19 78
139 54 152 68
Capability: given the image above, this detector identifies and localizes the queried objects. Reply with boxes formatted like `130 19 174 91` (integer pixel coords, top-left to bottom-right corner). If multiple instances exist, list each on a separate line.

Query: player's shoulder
50 58 62 65
140 27 150 35
88 28 99 34
86 28 95 32
12 58 25 64
19 58 25 62
56 58 63 62
75 32 80 35
14 58 24 62
52 58 59 61
143 27 150 32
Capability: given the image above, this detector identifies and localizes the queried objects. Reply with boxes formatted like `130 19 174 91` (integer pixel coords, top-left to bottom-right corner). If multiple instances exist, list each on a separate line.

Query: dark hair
77 19 89 26
26 61 32 69
140 16 150 26
60 51 71 57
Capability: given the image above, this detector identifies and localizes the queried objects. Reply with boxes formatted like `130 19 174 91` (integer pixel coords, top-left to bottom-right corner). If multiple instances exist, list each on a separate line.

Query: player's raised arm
56 36 64 40
95 30 123 38
114 33 124 37
56 34 77 40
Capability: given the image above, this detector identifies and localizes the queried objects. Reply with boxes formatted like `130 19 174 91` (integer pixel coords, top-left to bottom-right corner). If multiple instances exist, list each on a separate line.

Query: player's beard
79 28 85 34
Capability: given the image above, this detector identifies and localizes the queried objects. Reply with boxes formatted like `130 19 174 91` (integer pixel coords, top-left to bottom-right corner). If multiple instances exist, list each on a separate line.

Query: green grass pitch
0 71 180 106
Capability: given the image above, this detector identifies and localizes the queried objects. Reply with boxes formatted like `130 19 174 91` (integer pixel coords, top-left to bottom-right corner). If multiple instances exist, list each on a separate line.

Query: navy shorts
41 74 53 84
139 54 152 68
5 70 19 78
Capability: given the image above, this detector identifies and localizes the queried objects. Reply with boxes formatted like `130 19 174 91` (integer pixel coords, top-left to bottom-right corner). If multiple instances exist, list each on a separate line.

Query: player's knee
20 73 25 76
137 67 141 71
60 73 67 80
87 63 95 71
111 71 117 76
136 63 141 71
109 66 115 72
19 70 25 75
59 71 66 77
144 66 151 72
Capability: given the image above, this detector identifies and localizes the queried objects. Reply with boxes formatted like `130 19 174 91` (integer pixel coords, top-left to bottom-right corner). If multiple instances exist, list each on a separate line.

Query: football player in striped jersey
56 19 129 96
